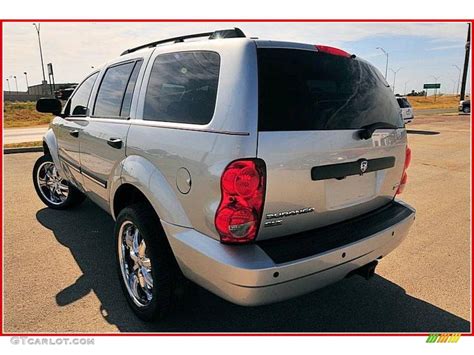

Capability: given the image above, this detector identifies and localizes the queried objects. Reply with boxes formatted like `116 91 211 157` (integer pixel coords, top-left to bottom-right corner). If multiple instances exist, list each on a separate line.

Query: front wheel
463 106 470 114
32 154 85 209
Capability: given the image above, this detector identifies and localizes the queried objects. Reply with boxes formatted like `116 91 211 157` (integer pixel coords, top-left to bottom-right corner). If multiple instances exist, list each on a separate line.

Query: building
4 82 77 102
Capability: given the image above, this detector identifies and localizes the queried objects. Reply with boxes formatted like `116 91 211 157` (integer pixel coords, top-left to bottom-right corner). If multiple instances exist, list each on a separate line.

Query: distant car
396 97 414 124
459 99 470 113
54 87 76 101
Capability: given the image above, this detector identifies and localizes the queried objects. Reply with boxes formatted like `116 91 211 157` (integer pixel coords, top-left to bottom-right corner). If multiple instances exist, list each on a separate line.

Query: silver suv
33 28 415 321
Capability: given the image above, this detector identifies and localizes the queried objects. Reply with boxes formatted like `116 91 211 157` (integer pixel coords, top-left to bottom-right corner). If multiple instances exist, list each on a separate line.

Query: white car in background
396 96 414 124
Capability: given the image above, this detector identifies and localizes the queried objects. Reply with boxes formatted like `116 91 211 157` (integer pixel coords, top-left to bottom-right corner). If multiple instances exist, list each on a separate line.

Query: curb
3 146 43 155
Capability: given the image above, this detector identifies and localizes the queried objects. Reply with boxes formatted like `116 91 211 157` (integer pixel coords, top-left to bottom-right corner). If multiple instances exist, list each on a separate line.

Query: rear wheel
32 154 85 209
115 203 179 321
463 106 470 113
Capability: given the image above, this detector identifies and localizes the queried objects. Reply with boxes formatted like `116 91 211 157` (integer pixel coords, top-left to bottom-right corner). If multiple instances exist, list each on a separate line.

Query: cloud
427 44 465 51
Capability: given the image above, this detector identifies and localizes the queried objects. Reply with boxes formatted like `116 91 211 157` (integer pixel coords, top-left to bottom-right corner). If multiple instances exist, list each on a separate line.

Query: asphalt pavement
3 114 471 333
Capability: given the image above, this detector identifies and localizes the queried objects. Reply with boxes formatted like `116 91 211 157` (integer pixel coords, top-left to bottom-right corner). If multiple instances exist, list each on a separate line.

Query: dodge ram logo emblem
360 160 368 174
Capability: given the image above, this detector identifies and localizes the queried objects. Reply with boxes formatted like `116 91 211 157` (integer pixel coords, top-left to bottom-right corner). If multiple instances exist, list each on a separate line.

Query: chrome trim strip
63 117 248 135
61 156 107 188
129 121 250 136
61 156 81 173
81 169 107 189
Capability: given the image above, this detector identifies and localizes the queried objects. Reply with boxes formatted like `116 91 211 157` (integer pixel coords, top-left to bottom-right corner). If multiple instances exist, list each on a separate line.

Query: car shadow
406 130 440 135
36 200 470 333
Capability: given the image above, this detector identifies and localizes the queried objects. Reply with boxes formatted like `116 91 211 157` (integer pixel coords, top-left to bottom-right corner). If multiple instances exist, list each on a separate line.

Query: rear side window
94 60 142 118
258 49 403 131
143 51 220 125
120 61 143 118
67 72 98 116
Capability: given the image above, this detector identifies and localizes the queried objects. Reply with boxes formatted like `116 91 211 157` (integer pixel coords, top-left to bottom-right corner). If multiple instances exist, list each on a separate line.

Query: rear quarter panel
125 130 257 239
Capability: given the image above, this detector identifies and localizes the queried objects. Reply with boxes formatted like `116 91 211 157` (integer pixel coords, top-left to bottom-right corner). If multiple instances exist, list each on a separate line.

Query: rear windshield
258 48 403 131
397 97 411 108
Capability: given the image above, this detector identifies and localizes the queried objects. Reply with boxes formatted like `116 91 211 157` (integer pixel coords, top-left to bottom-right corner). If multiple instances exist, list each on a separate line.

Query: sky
3 22 471 95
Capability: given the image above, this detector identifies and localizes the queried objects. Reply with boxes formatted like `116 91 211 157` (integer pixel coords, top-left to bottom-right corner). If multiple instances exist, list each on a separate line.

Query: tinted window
258 49 403 131
143 51 220 124
94 61 135 117
68 73 98 116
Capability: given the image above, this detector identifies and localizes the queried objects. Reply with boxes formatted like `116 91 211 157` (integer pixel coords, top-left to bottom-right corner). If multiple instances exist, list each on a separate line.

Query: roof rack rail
120 27 246 56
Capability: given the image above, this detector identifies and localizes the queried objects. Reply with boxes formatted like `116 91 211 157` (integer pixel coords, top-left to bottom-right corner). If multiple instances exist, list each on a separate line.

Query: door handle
107 138 123 149
69 130 79 138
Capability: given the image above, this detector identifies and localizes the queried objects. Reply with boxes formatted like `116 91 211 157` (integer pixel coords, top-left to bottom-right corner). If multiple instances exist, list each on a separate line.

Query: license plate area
325 173 376 210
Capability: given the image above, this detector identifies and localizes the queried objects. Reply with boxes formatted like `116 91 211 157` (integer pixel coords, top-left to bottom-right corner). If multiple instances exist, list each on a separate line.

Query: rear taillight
215 159 266 244
396 146 412 195
315 45 351 58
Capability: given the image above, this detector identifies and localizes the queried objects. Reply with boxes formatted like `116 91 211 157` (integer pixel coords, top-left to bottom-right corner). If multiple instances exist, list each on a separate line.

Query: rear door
79 59 143 208
256 47 407 240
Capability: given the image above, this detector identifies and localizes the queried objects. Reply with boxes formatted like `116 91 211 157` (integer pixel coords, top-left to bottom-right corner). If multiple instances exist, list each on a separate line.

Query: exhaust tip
346 260 378 280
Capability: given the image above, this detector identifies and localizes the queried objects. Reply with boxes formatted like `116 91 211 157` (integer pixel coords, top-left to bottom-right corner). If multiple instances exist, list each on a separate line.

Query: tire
32 154 85 209
463 106 470 114
115 202 180 321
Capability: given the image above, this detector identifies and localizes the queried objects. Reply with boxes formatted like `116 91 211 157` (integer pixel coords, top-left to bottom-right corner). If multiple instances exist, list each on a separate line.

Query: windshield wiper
358 122 398 140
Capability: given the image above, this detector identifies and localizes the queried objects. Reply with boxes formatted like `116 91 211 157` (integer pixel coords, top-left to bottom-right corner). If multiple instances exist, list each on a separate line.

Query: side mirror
36 98 62 116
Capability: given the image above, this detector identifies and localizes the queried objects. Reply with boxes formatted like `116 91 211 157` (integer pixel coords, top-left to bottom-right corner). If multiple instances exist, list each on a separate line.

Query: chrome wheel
36 161 69 205
118 221 153 307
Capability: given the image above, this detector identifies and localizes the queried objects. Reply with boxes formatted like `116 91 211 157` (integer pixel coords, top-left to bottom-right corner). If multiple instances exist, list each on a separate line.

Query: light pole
390 67 402 94
24 72 29 93
376 47 389 80
451 79 457 95
404 80 410 96
6 78 11 92
430 75 441 101
13 75 19 92
452 64 461 96
33 23 47 93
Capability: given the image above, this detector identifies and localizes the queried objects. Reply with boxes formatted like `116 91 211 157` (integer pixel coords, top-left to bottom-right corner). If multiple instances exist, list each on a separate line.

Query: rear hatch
397 97 414 119
256 46 407 240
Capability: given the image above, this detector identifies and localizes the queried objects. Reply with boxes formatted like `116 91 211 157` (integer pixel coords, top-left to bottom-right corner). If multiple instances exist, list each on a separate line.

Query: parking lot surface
3 114 471 333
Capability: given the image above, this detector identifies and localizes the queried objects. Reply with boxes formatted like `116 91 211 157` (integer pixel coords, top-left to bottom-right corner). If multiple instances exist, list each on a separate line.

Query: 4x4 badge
360 160 368 174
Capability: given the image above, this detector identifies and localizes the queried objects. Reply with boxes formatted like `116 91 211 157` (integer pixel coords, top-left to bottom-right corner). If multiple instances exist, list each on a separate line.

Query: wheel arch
110 155 191 228
42 128 66 177
113 184 155 219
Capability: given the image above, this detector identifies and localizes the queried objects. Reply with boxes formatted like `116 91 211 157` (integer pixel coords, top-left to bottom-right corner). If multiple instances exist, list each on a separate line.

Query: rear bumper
163 200 415 306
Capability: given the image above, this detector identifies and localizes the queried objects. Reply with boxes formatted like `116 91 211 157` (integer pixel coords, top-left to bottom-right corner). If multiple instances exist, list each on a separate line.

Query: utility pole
13 76 18 92
452 64 462 96
24 72 29 93
460 23 471 101
376 47 389 80
33 23 47 94
6 78 11 92
390 67 402 94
